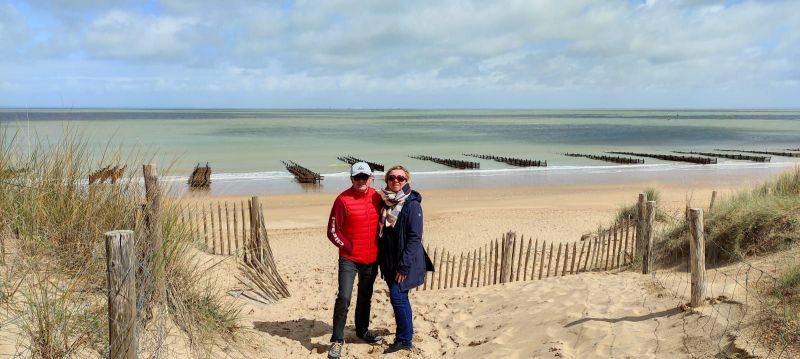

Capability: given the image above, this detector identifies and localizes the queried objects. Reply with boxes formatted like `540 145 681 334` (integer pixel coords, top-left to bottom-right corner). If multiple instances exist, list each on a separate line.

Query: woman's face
386 169 408 192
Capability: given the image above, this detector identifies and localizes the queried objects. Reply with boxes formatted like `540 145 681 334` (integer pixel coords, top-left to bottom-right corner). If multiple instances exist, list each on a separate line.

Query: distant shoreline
177 161 799 197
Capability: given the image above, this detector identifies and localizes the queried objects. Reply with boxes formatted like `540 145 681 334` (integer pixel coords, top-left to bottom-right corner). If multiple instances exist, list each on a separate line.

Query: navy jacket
378 190 434 291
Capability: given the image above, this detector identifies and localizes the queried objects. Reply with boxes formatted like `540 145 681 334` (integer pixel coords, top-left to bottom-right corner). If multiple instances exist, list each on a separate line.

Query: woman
377 165 434 354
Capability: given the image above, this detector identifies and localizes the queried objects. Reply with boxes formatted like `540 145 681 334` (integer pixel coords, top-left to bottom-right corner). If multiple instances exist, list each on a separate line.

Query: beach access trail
192 182 733 358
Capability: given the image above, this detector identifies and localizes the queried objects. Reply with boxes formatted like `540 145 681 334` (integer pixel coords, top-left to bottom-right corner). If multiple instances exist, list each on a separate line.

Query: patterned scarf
378 183 411 237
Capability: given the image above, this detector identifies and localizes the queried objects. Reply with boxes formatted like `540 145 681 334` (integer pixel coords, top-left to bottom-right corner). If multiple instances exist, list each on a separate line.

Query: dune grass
0 128 240 357
656 167 800 264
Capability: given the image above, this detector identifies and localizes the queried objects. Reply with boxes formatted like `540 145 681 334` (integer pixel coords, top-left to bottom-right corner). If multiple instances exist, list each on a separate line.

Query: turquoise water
2 109 799 194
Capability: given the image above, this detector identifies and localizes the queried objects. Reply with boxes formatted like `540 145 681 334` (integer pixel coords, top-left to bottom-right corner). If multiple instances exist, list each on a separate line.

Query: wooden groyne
281 160 324 183
715 149 800 158
188 163 211 188
563 153 644 164
787 148 800 152
607 151 717 164
463 154 547 167
89 165 126 184
672 151 770 162
409 155 480 169
336 155 385 172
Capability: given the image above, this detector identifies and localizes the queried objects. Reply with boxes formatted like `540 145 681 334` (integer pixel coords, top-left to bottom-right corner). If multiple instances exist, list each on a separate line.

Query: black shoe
383 341 413 354
357 330 384 344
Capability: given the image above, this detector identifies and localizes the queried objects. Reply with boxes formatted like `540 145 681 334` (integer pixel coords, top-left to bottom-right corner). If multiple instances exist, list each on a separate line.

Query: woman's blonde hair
384 165 411 183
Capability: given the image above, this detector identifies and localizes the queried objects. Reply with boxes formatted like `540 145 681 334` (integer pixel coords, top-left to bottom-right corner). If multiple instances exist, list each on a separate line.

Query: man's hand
395 272 407 282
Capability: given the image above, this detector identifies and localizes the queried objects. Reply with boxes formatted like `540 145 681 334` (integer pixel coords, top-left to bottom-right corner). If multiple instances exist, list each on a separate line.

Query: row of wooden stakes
418 217 638 291
409 154 480 169
179 199 258 256
463 153 547 167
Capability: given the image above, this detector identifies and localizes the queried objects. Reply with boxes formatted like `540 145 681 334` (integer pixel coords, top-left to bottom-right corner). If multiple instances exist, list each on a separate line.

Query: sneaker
383 341 413 354
357 330 384 344
328 341 344 359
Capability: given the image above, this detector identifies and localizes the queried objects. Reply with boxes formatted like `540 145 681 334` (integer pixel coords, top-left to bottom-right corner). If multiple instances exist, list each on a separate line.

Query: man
326 162 384 359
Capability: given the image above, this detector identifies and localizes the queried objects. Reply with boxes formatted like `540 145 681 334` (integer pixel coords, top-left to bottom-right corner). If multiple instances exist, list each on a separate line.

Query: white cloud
1 0 799 107
84 10 199 60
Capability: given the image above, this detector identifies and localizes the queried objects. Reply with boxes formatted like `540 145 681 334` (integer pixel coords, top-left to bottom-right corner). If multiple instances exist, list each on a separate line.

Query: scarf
378 183 411 237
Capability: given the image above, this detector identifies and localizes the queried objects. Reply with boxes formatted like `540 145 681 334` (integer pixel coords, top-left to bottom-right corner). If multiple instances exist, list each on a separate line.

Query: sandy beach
183 176 764 358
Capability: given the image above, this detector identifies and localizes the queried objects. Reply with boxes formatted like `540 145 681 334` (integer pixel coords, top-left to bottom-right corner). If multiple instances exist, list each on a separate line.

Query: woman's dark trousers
387 279 413 345
330 257 378 342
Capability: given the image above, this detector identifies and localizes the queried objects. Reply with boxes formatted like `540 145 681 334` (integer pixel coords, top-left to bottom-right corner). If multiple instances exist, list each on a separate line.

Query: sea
2 109 799 195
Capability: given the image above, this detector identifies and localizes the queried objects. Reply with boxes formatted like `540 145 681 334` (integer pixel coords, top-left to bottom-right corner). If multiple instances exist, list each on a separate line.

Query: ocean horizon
2 108 799 194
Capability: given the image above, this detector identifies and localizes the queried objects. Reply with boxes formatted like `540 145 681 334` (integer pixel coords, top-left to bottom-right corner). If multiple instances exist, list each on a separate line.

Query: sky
0 0 798 109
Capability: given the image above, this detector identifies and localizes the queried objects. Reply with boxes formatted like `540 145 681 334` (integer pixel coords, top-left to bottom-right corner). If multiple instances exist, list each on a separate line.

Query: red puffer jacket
326 187 381 264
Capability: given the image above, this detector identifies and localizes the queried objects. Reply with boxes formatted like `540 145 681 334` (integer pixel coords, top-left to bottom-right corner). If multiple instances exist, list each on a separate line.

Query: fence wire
650 221 798 359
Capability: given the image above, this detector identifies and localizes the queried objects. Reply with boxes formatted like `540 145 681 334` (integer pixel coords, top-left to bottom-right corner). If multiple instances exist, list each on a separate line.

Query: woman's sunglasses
387 175 407 182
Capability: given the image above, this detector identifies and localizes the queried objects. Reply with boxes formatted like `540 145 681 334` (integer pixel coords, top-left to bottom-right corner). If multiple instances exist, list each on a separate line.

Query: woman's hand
395 272 407 282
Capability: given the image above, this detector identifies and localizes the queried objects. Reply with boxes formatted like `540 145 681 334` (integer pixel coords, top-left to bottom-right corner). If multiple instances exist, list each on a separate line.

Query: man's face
350 173 372 193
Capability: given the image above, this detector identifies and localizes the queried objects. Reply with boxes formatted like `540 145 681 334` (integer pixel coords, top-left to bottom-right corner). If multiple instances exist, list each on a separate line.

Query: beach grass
0 128 240 357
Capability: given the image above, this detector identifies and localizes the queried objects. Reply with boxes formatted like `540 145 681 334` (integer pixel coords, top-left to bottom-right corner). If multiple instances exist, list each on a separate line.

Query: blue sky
0 0 798 108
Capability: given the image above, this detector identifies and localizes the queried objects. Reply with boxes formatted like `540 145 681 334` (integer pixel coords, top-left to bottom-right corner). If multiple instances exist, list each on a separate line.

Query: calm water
2 109 799 194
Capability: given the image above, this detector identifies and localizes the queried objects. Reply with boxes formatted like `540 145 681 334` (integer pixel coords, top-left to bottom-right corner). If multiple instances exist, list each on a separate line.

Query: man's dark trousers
331 257 378 342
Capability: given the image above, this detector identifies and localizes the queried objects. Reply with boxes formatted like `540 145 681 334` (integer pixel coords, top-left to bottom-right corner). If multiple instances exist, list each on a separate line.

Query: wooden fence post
636 193 647 261
642 201 657 274
546 242 554 278
457 253 464 287
530 239 538 280
554 243 562 276
500 232 514 283
516 235 524 282
142 164 162 257
689 208 706 307
523 237 532 281
249 196 261 265
105 230 137 359
538 241 546 280
709 190 717 210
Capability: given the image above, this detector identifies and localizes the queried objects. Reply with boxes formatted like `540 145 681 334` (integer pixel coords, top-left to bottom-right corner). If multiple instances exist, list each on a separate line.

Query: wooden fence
179 199 258 257
419 217 638 291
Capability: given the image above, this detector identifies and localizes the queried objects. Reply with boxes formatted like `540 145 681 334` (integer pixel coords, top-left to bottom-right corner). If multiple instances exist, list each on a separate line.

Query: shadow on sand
564 307 683 328
253 319 392 353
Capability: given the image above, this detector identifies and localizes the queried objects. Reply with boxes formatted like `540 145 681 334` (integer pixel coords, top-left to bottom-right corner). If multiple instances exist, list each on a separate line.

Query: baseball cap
350 162 372 177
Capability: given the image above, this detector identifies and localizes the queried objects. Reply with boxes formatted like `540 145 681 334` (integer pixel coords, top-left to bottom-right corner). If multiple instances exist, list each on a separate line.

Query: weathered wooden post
635 193 647 261
105 230 137 359
642 201 656 274
689 208 706 307
142 164 162 256
248 197 262 265
500 232 514 283
709 190 717 210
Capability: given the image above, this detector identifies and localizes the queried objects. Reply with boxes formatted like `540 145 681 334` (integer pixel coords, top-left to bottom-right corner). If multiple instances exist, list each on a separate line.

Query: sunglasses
351 174 371 181
387 175 407 182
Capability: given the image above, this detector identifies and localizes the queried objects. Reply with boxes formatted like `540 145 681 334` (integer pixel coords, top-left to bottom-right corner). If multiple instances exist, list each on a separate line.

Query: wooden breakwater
89 165 126 184
281 160 324 183
463 154 547 167
607 151 717 164
336 155 385 172
188 162 211 188
787 148 800 152
715 149 800 158
409 155 480 169
418 217 638 291
563 153 644 164
672 151 770 162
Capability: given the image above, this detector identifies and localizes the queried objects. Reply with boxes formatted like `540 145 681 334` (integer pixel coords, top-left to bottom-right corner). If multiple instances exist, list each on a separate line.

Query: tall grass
657 166 800 263
0 128 240 357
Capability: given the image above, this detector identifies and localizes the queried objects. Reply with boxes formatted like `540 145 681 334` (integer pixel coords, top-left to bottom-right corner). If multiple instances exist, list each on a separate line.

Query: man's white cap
350 162 372 176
